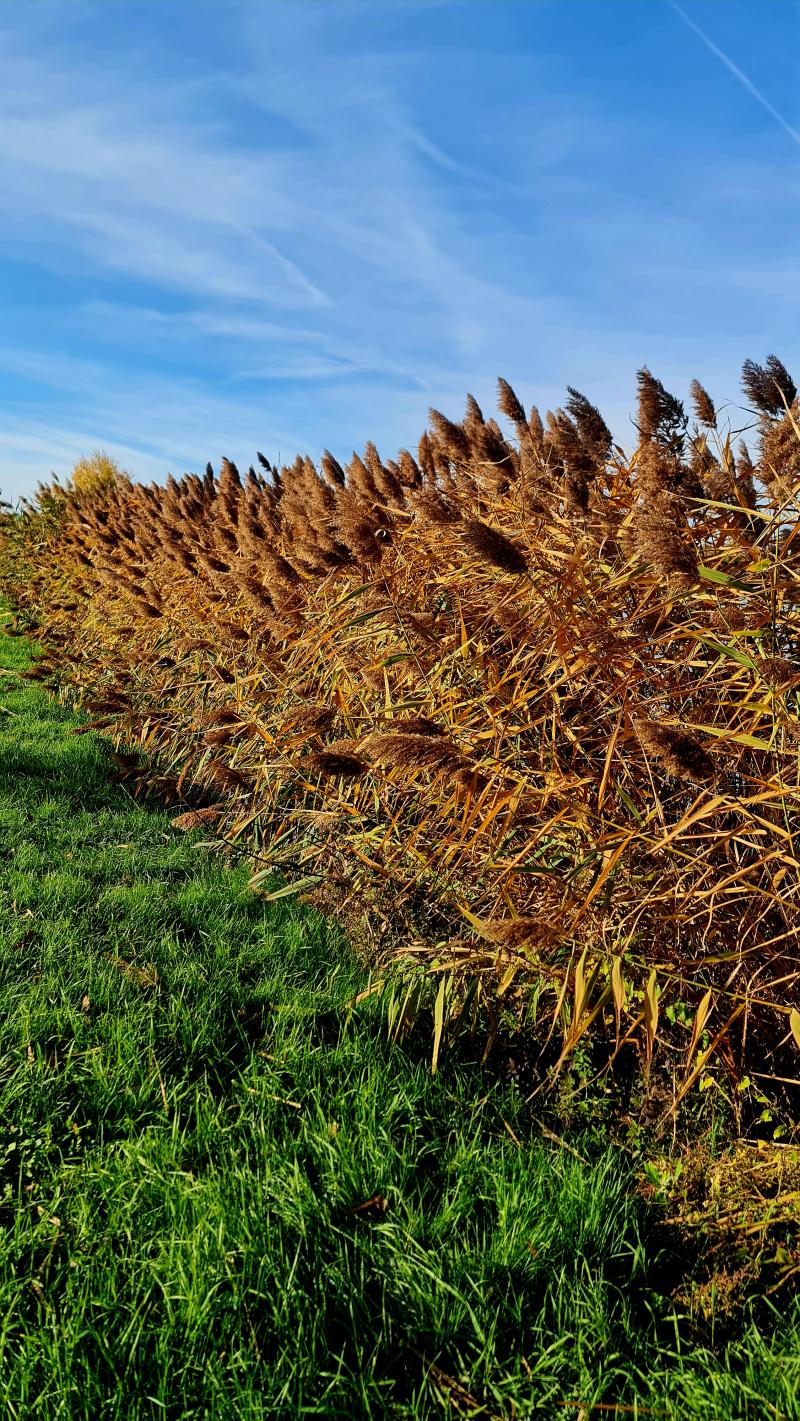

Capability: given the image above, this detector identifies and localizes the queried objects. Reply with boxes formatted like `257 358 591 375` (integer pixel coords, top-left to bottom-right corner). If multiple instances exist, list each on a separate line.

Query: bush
68 450 130 497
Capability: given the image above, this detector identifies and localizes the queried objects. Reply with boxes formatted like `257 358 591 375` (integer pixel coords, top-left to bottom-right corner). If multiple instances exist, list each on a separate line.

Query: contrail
668 0 800 149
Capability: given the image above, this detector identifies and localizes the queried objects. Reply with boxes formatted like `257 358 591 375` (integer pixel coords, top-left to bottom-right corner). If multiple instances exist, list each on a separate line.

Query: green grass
1 615 800 1419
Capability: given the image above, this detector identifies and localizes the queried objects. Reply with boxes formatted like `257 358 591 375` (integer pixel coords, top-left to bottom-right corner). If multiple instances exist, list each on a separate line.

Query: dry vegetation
3 355 800 1108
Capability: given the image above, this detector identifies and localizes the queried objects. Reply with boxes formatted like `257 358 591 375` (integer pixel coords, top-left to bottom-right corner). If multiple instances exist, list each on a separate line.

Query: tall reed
3 355 800 1099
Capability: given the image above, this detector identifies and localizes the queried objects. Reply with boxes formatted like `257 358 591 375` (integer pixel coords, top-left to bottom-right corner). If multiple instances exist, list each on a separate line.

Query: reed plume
496 377 528 436
634 491 698 583
636 368 687 452
171 807 224 831
304 744 369 779
462 519 528 574
742 355 797 416
690 379 717 429
634 718 716 783
365 731 465 773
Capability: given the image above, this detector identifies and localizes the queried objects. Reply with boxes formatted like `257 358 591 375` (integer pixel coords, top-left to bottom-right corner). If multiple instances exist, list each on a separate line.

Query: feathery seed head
689 379 717 429
304 743 369 779
634 719 715 783
365 731 465 774
462 519 528 575
742 355 797 416
496 377 528 432
428 408 472 463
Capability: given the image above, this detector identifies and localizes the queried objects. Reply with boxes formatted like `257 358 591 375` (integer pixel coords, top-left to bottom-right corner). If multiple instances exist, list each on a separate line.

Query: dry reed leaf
104 955 158 989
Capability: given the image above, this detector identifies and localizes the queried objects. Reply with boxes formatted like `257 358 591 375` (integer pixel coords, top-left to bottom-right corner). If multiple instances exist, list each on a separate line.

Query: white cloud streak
668 1 800 149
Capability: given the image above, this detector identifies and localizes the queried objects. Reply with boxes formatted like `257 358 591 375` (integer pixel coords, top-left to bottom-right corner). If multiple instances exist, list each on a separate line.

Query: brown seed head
690 379 717 429
380 715 444 738
171 807 224 832
462 519 528 575
635 718 715 783
203 726 237 747
206 761 251 791
365 731 465 773
413 487 461 526
463 392 485 428
202 708 241 728
481 917 561 952
496 377 528 432
304 742 369 779
397 449 422 488
321 449 346 486
428 408 472 463
758 656 798 689
636 368 687 451
565 387 613 461
742 356 797 416
289 704 337 734
634 492 698 584
759 403 800 495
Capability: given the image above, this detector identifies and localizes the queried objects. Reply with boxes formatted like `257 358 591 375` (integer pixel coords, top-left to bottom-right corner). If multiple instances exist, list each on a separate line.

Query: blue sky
0 0 798 502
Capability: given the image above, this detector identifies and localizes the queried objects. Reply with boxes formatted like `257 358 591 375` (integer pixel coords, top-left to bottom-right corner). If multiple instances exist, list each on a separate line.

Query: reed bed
3 355 800 1102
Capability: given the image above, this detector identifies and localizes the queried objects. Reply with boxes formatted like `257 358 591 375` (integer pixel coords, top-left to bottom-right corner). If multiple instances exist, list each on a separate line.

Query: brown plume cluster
3 355 800 1091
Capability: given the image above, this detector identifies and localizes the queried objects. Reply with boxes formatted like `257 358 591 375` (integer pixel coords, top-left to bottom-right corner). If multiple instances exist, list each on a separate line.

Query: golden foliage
68 450 130 498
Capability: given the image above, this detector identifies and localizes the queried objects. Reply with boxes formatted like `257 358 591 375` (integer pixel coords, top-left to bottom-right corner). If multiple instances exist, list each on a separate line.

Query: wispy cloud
402 124 518 193
0 0 796 503
0 421 176 500
668 1 800 149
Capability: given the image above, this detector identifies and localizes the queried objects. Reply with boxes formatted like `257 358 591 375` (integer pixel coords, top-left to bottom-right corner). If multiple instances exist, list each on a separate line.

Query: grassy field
1 613 800 1419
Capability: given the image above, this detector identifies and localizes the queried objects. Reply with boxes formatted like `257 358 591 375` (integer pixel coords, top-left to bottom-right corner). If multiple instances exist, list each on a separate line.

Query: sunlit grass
1 616 800 1419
